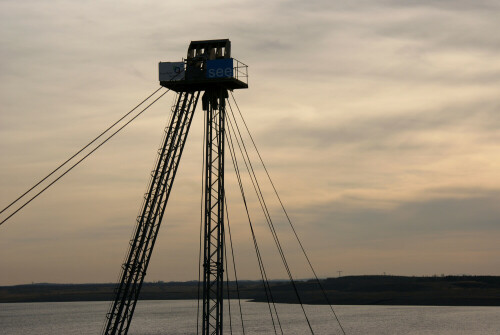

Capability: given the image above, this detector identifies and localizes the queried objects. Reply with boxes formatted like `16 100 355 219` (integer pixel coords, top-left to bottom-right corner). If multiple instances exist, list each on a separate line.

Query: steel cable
0 89 169 226
225 120 282 335
197 98 207 334
224 232 233 334
0 87 164 217
224 195 246 335
229 92 347 335
226 99 314 334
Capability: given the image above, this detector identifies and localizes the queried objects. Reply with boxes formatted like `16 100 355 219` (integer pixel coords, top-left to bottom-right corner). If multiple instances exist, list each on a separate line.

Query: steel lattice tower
103 39 248 335
201 88 228 335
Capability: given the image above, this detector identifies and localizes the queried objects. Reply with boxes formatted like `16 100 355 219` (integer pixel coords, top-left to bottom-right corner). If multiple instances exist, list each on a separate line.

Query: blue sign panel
206 58 234 79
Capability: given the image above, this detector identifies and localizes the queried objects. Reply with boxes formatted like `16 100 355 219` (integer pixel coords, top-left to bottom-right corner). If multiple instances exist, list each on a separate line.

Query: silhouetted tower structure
103 39 247 335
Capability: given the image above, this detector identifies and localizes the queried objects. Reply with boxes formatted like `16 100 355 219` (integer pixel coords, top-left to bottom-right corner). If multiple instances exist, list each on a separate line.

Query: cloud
2 0 500 284
255 96 500 151
313 187 500 234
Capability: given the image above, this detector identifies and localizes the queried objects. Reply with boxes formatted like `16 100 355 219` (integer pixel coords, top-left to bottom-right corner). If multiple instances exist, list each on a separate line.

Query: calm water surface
1 300 499 334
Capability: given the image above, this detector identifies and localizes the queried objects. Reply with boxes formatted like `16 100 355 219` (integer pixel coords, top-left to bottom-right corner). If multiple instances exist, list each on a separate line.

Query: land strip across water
1 275 499 306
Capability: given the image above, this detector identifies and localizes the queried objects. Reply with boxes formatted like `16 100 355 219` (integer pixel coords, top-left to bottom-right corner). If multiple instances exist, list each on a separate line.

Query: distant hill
1 275 499 306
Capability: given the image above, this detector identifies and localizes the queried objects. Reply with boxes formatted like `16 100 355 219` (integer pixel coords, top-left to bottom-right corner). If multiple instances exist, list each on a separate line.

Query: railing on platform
233 58 248 86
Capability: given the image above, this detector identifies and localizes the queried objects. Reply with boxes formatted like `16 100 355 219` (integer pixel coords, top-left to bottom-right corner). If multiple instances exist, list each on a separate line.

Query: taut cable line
230 91 347 334
224 194 246 335
225 118 282 335
0 89 169 227
0 87 164 217
226 99 314 334
196 99 207 335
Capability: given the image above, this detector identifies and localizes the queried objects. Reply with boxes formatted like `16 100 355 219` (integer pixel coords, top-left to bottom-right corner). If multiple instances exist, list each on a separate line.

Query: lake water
1 300 499 334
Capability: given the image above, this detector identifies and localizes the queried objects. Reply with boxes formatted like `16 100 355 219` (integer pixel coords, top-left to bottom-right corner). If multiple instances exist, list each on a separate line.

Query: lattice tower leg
103 91 200 335
201 88 228 335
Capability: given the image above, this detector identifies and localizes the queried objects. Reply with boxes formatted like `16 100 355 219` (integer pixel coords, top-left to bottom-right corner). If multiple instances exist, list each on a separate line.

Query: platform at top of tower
159 39 248 92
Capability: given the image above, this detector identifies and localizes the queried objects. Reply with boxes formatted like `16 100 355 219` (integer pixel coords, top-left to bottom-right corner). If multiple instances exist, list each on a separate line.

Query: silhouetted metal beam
103 91 200 335
201 88 227 335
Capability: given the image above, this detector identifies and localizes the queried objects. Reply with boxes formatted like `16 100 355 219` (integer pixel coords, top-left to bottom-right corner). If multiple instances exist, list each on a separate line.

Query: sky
1 0 500 286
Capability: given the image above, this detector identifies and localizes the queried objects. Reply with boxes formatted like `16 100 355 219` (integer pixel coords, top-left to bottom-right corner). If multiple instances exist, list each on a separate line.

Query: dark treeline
1 275 500 306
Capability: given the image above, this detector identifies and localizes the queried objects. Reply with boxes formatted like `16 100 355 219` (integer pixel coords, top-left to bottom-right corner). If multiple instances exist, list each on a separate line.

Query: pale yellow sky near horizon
1 0 500 286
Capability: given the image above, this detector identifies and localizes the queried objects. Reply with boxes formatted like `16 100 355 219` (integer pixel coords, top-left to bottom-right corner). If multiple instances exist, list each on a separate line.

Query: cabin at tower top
159 39 248 92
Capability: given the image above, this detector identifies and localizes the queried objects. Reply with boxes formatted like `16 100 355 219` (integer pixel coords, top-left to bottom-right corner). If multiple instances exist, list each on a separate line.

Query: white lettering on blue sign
206 59 234 79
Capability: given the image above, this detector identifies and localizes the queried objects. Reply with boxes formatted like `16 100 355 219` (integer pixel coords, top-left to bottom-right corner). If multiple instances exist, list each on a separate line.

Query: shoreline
2 275 499 306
